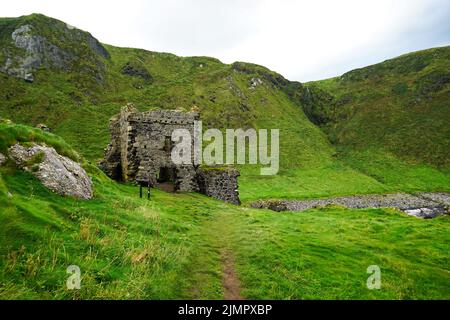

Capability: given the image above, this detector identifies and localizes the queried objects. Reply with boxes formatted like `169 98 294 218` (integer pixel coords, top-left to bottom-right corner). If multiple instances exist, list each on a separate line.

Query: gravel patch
251 192 450 219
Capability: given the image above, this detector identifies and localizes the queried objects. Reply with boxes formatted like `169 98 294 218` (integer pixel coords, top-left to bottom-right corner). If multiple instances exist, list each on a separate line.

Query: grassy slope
1 14 449 202
0 123 221 299
307 46 450 170
0 124 448 299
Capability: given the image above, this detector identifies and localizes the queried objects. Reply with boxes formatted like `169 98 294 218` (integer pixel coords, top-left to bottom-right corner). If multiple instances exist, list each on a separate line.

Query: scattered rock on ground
251 192 450 219
417 192 450 206
0 21 109 83
8 144 93 199
1 24 71 82
249 77 263 89
404 208 442 219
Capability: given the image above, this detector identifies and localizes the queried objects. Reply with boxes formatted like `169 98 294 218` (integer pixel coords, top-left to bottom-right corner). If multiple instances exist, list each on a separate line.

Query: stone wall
197 167 240 205
102 104 199 192
101 109 123 180
130 109 199 192
101 104 241 204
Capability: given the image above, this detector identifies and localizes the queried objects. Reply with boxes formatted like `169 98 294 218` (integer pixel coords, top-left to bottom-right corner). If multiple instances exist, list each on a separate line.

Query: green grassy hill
1 14 449 201
306 46 450 170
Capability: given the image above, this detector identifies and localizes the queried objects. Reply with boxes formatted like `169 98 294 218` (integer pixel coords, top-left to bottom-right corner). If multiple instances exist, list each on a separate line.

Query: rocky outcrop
251 193 450 219
249 77 263 89
0 15 109 83
9 144 93 199
121 61 153 82
403 208 443 219
84 32 110 59
1 24 72 82
231 61 290 88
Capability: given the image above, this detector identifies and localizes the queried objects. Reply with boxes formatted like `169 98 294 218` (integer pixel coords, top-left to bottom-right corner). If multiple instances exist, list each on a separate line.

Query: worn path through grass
187 207 245 300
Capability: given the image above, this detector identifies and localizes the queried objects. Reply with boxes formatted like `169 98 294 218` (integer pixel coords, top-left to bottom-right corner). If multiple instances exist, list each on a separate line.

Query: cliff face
0 14 109 82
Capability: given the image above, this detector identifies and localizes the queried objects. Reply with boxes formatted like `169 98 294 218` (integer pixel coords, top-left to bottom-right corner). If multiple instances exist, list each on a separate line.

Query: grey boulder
9 144 93 199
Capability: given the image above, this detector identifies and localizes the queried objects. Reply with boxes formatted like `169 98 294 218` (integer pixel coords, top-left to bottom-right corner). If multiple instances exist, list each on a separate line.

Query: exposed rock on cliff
0 14 109 83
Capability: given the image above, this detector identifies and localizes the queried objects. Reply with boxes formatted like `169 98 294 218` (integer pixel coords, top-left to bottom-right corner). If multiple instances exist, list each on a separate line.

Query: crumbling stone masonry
101 104 240 204
197 167 240 205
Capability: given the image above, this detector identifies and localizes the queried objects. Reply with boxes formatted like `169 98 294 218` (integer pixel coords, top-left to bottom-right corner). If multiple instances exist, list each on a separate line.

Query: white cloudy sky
3 0 450 81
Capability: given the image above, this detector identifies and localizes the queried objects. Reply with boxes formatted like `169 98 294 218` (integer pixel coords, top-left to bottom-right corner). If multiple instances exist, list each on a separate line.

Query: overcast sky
3 0 450 81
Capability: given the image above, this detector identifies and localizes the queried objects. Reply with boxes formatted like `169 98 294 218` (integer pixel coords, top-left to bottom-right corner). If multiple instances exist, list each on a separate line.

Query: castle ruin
101 104 240 204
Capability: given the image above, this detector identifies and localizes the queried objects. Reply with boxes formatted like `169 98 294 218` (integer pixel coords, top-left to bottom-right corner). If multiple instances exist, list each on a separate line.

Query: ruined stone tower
101 104 240 204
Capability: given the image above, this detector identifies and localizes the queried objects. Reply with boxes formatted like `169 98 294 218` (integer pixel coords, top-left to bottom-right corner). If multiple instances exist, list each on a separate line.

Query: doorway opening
156 166 177 192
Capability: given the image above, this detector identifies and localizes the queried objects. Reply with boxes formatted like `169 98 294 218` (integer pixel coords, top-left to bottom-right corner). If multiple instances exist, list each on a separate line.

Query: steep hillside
306 46 450 170
0 13 332 169
0 14 449 201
